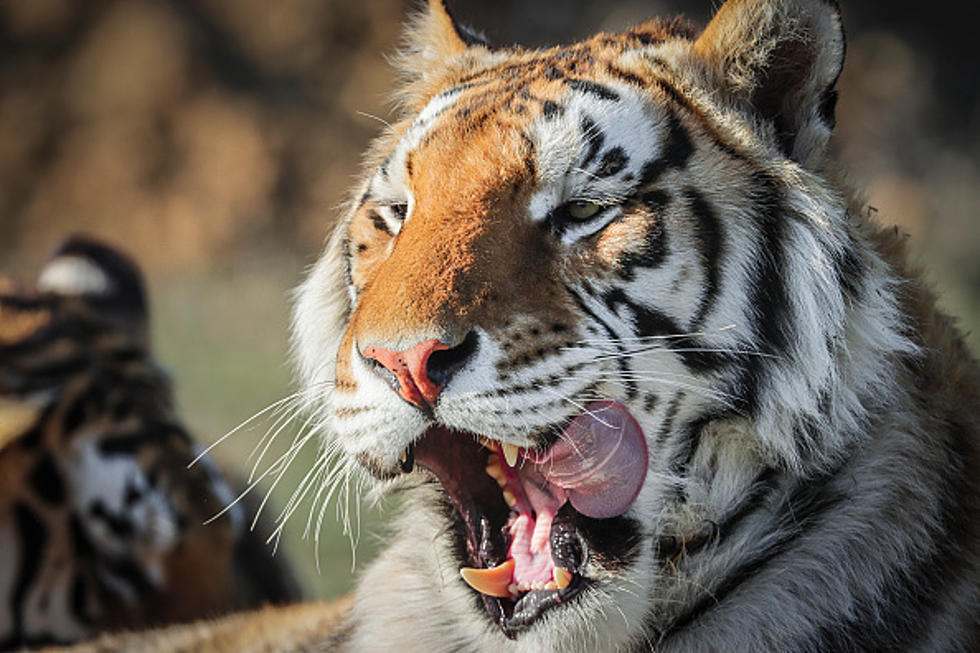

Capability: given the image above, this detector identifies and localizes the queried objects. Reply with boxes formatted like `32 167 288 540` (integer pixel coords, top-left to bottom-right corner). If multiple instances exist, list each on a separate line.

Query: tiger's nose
362 332 478 409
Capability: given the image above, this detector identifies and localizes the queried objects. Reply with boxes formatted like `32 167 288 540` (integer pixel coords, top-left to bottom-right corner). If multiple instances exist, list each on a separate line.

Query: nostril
427 330 479 388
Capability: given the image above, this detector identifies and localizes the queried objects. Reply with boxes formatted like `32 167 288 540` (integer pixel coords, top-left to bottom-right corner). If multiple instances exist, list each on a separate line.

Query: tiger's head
0 236 261 644
294 0 914 645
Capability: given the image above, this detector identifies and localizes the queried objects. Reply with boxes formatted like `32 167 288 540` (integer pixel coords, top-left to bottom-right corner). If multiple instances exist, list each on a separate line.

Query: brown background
1 0 977 599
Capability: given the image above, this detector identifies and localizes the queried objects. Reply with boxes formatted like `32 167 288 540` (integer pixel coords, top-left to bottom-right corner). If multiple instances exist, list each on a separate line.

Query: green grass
150 250 386 601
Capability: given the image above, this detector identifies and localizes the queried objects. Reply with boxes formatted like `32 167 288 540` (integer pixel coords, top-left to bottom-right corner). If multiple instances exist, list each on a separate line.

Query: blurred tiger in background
0 236 297 648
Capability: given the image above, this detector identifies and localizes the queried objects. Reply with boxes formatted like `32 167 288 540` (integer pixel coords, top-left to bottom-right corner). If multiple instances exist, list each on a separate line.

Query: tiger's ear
37 234 148 329
693 0 845 170
395 0 492 110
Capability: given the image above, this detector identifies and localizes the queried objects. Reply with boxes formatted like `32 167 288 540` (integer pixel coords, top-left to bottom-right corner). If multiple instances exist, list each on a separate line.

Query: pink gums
500 459 567 586
493 401 648 589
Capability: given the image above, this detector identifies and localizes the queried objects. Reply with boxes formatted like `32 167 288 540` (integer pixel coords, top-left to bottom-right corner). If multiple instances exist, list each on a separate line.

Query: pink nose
362 339 450 409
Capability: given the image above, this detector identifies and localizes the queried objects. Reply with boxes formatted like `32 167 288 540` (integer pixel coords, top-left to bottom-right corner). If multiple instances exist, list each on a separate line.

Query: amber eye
566 200 602 221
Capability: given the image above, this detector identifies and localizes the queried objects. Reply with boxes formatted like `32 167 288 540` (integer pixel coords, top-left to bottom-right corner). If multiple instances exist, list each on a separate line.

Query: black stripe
519 132 537 182
654 392 684 450
654 79 747 162
565 79 620 102
19 423 44 449
89 500 135 539
685 188 724 329
639 113 694 186
605 64 645 87
643 393 659 413
541 100 562 120
831 228 864 299
100 556 154 595
714 467 780 540
97 422 177 455
602 288 732 372
356 188 371 209
662 470 848 640
594 147 628 178
62 391 91 435
566 286 638 400
28 454 65 504
617 191 671 281
342 235 354 288
70 573 92 626
668 412 725 477
441 81 482 98
12 503 47 640
579 116 604 169
378 154 391 180
730 174 792 414
367 210 392 236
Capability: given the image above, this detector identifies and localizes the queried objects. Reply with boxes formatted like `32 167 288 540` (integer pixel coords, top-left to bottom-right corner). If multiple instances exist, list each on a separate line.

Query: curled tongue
458 402 647 600
533 401 648 519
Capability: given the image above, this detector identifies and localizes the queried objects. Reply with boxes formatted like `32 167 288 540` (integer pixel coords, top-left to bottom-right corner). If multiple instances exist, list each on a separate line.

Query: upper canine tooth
459 559 516 598
399 449 408 464
502 443 519 467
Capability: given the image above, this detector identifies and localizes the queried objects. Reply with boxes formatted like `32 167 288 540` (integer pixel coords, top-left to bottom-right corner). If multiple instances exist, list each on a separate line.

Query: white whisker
187 387 314 468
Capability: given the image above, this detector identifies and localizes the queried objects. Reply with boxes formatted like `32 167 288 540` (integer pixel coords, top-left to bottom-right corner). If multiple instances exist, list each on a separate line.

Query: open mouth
403 401 647 638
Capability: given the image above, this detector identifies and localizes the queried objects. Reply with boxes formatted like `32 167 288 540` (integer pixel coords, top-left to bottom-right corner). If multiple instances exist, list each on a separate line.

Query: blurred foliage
1 0 977 600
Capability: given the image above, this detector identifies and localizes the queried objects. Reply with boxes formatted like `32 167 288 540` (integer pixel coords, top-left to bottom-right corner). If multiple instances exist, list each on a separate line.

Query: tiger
68 0 980 651
0 236 297 649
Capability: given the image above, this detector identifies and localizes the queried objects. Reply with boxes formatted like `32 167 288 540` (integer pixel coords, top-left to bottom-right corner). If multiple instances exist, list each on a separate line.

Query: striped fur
288 0 980 650
0 236 297 648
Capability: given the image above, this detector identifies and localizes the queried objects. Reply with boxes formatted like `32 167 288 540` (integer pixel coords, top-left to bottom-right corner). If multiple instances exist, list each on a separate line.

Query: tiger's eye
567 201 602 220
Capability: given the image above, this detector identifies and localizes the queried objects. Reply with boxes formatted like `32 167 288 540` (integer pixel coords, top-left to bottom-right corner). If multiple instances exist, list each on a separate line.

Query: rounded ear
394 0 493 111
693 0 845 170
37 234 148 326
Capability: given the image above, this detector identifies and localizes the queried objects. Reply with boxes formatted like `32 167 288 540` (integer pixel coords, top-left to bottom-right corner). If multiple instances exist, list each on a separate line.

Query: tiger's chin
366 402 649 638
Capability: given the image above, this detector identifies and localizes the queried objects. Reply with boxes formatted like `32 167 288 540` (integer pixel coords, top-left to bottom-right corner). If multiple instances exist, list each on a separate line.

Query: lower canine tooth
553 567 572 590
459 559 515 598
502 489 517 507
501 443 519 467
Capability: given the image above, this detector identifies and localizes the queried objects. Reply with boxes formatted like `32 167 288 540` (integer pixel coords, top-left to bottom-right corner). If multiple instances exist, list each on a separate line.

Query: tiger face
294 0 927 647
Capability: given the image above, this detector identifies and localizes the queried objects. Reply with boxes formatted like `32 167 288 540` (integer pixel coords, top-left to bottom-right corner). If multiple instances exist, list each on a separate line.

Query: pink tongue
533 401 648 519
501 402 648 588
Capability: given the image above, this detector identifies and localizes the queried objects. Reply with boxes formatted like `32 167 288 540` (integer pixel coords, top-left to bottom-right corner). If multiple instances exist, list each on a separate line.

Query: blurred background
1 0 977 601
